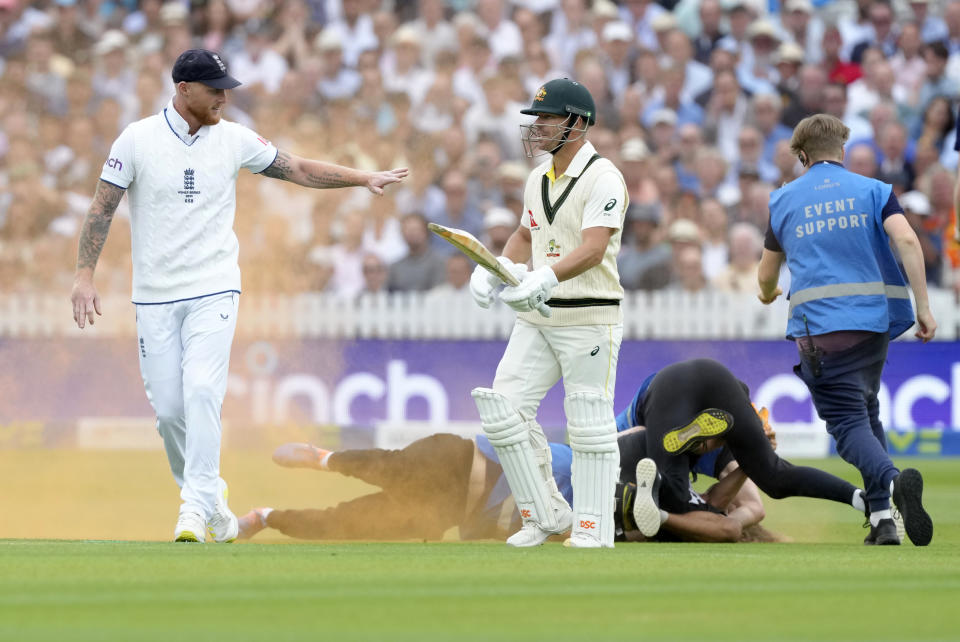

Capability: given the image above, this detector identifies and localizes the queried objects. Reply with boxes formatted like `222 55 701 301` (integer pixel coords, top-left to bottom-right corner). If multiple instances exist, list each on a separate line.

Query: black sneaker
614 481 638 539
662 408 734 455
864 518 900 545
892 469 933 546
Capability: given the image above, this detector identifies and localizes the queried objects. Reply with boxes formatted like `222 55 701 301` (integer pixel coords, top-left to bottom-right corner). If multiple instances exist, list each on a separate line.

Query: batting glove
470 257 526 309
500 265 557 317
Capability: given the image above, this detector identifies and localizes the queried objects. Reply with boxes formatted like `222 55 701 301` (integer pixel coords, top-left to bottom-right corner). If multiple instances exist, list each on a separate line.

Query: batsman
469 78 628 548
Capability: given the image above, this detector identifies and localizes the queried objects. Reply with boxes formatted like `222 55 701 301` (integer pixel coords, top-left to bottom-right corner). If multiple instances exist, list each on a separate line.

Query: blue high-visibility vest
768 161 915 339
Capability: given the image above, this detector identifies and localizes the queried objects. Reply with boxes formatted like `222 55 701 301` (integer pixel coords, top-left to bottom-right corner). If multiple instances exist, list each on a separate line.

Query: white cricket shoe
506 508 573 547
174 512 206 543
207 478 239 543
564 533 611 548
632 458 662 538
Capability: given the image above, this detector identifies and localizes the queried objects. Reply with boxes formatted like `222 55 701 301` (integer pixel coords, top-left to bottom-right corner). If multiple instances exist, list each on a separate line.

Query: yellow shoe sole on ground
662 409 734 455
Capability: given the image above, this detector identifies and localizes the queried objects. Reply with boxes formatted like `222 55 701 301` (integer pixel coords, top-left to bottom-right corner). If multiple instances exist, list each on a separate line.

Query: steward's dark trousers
795 332 898 512
267 434 475 540
643 359 859 514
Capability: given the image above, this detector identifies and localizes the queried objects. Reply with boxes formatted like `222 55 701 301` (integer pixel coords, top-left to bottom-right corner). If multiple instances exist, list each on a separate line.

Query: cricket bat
428 222 520 286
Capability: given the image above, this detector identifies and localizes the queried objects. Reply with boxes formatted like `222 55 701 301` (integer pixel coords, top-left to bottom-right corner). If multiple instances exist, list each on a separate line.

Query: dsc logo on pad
579 520 596 529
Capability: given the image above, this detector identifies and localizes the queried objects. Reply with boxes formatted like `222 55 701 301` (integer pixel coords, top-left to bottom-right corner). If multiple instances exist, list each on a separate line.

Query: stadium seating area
2 0 960 302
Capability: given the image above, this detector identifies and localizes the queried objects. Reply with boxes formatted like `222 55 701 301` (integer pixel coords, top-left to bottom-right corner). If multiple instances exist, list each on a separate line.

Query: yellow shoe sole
662 409 734 454
175 530 202 543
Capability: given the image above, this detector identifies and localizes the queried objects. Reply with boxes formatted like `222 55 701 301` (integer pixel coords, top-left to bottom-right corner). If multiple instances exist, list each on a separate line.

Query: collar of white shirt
162 99 208 145
561 141 599 178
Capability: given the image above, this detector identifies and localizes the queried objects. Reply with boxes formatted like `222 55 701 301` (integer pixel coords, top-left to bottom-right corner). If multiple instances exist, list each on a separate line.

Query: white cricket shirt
100 100 278 304
519 141 628 326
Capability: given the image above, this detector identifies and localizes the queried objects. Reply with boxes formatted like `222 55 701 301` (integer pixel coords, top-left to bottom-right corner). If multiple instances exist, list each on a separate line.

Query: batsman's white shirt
100 100 277 303
518 141 628 326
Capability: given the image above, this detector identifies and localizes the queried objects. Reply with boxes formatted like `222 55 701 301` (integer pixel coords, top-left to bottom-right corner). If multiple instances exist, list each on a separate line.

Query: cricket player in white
470 78 628 548
70 49 408 543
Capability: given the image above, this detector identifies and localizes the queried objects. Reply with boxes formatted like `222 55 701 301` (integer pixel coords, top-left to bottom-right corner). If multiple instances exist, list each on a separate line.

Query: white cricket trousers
136 292 238 521
492 318 623 418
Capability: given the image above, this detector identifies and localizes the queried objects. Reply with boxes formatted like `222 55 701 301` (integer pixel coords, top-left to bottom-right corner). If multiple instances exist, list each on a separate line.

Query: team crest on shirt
178 168 200 204
528 209 540 230
546 239 561 257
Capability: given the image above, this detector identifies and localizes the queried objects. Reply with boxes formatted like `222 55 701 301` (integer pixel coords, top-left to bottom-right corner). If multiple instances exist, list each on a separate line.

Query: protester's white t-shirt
101 100 277 303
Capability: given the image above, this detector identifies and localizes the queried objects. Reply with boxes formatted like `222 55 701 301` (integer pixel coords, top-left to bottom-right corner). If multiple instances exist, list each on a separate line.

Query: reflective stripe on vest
789 281 910 313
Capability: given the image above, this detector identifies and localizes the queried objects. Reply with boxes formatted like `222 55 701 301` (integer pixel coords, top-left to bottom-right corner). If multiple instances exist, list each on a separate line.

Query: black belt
545 298 620 308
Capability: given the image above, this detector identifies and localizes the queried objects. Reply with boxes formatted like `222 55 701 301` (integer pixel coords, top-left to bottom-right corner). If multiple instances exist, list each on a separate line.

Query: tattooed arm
70 180 125 328
259 149 409 195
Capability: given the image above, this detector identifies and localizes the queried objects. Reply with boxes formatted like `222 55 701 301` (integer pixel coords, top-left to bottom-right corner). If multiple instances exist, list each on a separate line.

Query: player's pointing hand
366 167 409 195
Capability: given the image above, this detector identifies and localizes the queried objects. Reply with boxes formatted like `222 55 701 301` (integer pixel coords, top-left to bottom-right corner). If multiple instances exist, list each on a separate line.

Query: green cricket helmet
519 78 596 157
520 78 597 125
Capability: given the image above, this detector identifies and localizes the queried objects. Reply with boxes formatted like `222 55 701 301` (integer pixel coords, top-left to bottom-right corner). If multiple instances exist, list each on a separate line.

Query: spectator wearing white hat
599 21 633 101
381 25 435 106
481 206 518 257
740 19 782 87
666 219 707 293
91 30 135 104
314 29 362 100
620 137 658 204
779 0 825 66
773 41 805 95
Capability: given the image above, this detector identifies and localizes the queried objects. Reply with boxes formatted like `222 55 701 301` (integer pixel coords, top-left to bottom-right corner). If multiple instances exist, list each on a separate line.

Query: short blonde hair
789 114 850 163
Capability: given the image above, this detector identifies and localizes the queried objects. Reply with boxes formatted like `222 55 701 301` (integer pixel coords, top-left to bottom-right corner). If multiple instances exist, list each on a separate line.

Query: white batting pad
565 392 619 547
472 387 561 532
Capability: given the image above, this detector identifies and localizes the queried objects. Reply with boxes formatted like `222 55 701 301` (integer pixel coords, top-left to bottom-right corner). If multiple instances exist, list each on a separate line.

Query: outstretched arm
259 150 408 195
71 180 125 328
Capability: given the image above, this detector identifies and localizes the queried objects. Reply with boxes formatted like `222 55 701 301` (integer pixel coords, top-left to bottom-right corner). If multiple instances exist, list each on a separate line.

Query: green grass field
1 457 958 641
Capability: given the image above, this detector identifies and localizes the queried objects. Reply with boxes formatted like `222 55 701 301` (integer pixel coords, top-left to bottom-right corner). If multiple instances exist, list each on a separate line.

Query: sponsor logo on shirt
178 168 200 204
528 210 540 230
604 198 617 213
106 158 123 171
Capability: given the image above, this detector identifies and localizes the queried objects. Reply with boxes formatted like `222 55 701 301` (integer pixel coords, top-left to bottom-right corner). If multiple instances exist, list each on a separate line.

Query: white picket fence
1 289 957 340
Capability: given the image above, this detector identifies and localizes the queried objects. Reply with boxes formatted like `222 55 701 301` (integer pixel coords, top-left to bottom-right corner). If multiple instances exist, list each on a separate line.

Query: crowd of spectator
1 0 959 300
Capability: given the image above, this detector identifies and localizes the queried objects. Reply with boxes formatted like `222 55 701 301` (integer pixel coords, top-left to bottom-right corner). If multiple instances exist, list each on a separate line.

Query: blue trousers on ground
795 332 898 513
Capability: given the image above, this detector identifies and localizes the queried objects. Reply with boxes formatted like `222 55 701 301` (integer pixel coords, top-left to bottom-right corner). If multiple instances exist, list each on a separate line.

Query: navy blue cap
172 49 241 89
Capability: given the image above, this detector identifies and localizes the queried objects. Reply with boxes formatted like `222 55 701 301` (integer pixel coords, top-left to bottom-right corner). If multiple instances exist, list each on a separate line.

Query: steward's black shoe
892 469 933 546
864 518 900 545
